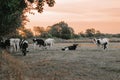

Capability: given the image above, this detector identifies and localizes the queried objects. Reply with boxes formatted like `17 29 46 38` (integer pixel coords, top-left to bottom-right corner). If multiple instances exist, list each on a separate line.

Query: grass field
1 41 120 80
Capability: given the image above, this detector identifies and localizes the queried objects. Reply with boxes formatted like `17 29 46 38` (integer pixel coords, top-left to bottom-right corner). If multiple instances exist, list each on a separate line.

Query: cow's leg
15 44 17 52
16 43 20 52
22 48 27 56
103 43 107 50
10 45 14 53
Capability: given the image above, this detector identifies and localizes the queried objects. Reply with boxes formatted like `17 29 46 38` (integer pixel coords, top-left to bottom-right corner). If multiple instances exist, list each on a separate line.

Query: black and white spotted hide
93 38 109 50
20 39 28 56
62 44 78 51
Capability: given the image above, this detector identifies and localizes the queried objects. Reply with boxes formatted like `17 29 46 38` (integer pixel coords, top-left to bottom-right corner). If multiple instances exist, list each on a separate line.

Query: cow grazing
20 39 29 56
93 38 109 50
0 37 29 56
0 38 21 52
45 38 55 47
33 38 46 49
8 38 21 52
62 44 78 51
10 38 20 52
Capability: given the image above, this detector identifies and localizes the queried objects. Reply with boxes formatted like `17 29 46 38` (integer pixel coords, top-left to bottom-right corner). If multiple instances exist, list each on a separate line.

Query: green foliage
48 21 75 39
41 32 53 38
112 34 120 38
0 0 56 36
78 28 119 38
85 28 96 37
0 0 27 36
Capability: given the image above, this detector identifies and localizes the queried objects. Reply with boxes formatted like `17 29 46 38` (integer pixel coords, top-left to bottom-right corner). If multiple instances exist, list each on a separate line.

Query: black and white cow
0 37 29 56
19 39 29 56
62 44 78 51
0 38 21 52
0 37 6 49
5 38 21 52
93 38 109 50
33 38 46 49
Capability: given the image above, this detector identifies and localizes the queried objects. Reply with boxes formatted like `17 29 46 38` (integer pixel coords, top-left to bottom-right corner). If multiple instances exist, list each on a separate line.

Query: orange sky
26 0 120 34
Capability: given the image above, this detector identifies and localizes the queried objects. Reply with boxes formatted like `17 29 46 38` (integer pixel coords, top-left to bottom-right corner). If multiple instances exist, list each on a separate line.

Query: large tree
48 21 75 39
0 0 55 36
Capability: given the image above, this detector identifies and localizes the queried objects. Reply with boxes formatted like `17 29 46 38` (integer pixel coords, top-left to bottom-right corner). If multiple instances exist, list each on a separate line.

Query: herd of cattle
0 37 109 56
0 38 29 56
0 38 56 56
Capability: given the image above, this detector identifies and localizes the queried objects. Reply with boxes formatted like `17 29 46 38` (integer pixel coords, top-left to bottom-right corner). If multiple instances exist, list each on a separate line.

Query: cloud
43 0 120 22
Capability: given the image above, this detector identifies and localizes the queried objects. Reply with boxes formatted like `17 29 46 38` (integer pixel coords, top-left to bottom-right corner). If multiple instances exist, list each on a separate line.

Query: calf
62 44 78 51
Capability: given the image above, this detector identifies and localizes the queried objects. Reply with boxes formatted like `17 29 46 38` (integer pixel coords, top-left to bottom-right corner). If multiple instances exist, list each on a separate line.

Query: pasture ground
1 42 120 80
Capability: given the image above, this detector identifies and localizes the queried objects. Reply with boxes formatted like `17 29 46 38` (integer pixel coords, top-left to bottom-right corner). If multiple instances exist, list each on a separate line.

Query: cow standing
93 38 109 50
2 38 21 52
10 38 20 52
20 39 29 56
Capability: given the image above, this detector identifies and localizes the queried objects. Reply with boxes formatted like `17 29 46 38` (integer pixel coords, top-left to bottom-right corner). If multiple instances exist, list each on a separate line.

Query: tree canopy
48 21 75 39
0 0 55 36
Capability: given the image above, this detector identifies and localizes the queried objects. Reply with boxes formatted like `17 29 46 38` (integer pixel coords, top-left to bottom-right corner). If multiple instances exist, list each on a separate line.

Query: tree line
17 21 120 39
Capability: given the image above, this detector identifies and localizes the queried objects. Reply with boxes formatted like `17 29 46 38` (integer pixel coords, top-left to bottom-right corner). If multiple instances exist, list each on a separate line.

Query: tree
33 26 45 36
85 28 96 37
79 31 86 37
17 26 33 38
48 21 75 39
112 34 120 38
41 32 53 38
0 0 55 36
95 30 102 37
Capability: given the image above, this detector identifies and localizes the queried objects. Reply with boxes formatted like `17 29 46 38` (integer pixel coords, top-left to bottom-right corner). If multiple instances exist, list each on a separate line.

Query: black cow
62 44 78 51
0 41 6 49
0 38 10 49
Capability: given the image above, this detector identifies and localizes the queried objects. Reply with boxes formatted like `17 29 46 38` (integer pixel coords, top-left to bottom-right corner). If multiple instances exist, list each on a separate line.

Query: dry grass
15 42 120 80
0 39 120 80
0 50 28 80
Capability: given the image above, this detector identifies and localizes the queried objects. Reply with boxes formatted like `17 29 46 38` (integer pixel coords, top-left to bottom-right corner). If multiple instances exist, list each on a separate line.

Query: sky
26 0 120 34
